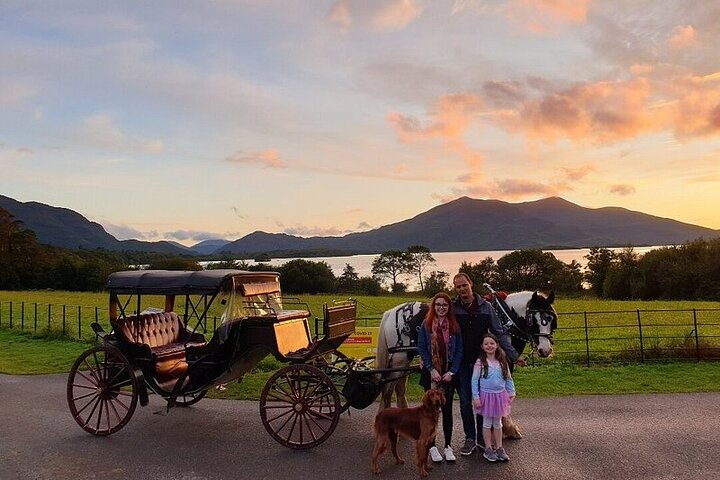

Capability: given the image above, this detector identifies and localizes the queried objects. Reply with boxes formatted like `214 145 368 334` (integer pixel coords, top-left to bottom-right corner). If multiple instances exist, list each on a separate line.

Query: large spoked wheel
67 345 138 436
174 389 208 407
260 364 341 449
310 351 353 413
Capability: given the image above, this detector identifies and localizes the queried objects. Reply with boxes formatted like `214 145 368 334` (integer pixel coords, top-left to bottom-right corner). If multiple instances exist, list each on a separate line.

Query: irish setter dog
371 388 446 477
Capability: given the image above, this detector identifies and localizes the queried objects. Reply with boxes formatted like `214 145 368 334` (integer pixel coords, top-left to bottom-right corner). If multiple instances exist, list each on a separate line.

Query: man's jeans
457 362 483 445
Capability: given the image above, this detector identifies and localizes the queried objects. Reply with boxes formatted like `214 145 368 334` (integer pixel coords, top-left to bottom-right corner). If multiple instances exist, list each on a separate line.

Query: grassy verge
3 329 717 400
206 359 720 401
0 329 90 374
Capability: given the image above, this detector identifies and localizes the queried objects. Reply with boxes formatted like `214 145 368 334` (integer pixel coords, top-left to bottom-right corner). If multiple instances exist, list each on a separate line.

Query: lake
218 246 664 291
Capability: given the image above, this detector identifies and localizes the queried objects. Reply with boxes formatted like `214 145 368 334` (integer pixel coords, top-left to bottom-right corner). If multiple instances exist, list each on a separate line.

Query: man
452 272 526 456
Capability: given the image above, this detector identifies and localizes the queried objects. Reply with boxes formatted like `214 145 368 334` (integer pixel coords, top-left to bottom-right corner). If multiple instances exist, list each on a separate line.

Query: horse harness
392 302 427 356
491 296 557 351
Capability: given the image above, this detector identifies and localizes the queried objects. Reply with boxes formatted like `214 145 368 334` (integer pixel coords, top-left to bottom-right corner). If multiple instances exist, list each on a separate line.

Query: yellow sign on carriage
338 327 379 359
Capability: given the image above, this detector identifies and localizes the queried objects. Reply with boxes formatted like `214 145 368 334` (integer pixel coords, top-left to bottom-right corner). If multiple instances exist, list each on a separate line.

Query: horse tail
375 309 391 369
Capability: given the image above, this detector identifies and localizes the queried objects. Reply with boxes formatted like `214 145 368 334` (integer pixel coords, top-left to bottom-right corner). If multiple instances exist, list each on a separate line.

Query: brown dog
371 388 446 477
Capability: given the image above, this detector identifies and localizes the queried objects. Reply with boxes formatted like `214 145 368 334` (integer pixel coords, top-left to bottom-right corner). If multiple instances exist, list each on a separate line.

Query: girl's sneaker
482 447 498 462
495 447 510 462
429 446 443 463
444 446 456 462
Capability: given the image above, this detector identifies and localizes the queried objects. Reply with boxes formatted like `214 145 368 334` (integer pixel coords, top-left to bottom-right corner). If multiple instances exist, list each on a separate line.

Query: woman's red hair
424 292 459 335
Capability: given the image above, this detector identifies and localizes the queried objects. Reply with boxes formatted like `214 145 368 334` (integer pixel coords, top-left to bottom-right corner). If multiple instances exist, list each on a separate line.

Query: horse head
525 291 557 357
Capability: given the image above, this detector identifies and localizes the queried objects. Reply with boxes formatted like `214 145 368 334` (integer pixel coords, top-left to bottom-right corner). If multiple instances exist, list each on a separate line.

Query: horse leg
394 376 408 408
378 380 395 413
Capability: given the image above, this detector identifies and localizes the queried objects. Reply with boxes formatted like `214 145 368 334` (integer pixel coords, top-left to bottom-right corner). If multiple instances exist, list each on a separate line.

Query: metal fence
1 300 719 365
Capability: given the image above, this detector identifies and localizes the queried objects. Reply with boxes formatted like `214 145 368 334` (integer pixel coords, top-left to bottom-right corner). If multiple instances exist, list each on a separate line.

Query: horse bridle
524 307 557 345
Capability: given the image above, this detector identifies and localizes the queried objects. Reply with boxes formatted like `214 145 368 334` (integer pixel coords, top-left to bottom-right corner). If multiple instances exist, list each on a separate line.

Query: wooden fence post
637 309 644 363
584 312 590 367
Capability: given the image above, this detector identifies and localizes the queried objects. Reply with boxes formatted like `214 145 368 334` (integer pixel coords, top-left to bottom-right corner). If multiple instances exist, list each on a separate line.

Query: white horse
374 290 558 438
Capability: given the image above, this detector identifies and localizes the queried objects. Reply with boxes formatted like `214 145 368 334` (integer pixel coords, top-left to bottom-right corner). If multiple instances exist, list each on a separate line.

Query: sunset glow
1 1 719 245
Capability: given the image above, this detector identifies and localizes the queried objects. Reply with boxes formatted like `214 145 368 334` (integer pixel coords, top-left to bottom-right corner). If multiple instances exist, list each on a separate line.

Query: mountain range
2 194 718 256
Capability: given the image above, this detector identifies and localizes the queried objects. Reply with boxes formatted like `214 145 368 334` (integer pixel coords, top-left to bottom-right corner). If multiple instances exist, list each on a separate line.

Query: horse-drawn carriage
66 269 374 449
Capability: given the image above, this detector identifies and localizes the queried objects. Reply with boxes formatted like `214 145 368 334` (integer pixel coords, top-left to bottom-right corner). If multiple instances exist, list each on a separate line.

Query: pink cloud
667 25 696 51
225 149 284 168
388 93 485 170
608 184 636 195
507 0 589 34
560 164 597 181
372 0 423 31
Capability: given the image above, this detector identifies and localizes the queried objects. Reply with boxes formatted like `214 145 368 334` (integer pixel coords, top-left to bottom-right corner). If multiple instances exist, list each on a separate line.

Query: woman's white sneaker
429 446 443 463
444 446 456 462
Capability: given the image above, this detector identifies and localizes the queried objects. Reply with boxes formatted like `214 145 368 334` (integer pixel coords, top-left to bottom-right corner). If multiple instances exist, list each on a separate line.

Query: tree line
3 207 719 299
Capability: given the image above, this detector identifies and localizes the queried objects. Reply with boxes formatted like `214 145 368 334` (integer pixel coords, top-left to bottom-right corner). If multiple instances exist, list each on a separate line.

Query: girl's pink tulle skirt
476 390 511 418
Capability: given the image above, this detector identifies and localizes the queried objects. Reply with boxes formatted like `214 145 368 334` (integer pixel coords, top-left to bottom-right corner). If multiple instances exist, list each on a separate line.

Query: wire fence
2 301 719 365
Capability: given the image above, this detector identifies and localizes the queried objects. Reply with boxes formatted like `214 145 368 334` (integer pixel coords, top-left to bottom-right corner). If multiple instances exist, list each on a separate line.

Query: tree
422 270 449 297
337 263 359 292
277 259 336 294
496 249 582 292
459 257 498 287
371 250 412 292
602 248 643 299
584 248 617 296
406 245 436 291
147 257 202 271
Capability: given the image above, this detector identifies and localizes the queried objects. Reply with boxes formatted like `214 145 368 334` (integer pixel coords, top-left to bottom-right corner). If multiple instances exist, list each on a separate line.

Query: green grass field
1 290 720 400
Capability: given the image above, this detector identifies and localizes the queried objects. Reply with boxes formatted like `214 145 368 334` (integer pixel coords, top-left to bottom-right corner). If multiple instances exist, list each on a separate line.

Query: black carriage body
68 269 358 443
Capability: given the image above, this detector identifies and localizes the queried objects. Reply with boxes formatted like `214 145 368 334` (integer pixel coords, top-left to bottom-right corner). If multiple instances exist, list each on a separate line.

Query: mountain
217 196 719 255
0 195 192 255
3 194 718 256
190 239 230 255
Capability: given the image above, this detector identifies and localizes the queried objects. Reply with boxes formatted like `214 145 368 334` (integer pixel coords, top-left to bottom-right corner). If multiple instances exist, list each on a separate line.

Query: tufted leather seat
114 312 205 385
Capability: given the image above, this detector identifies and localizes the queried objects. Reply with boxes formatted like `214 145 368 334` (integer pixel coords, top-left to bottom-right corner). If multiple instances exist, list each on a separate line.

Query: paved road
1 374 718 480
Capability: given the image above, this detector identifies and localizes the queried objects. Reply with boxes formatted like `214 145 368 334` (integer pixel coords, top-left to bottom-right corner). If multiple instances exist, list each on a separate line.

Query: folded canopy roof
106 269 281 295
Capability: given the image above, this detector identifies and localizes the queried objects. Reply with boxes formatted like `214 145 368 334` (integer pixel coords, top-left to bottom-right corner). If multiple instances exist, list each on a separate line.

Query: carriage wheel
259 364 341 449
174 389 208 407
67 345 138 436
310 351 352 413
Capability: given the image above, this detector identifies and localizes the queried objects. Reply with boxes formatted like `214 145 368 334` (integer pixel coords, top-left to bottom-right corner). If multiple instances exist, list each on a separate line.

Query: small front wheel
67 345 138 436
259 364 340 449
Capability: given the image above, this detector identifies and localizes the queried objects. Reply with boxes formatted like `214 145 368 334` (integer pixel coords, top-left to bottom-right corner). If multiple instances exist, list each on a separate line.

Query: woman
417 292 463 463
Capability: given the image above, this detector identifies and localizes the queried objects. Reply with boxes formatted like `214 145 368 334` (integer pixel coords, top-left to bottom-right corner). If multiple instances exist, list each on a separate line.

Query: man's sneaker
444 446 456 462
459 438 476 456
429 446 443 463
495 447 510 462
483 447 498 462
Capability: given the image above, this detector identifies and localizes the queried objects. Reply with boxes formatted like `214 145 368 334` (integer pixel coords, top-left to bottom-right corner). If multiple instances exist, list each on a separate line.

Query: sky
2 0 719 247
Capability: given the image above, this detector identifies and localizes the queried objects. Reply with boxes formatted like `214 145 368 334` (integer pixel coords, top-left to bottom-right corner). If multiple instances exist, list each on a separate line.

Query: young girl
471 332 515 462
418 292 463 463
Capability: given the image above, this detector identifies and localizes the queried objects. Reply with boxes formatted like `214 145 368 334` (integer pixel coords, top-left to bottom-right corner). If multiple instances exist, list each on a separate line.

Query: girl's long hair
478 332 510 380
423 292 459 335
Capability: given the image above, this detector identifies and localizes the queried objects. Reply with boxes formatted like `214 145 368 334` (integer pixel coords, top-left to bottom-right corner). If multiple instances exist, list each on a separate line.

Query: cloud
282 225 349 237
0 81 37 106
560 164 597 181
327 0 352 31
452 0 589 34
164 230 234 242
608 184 636 195
225 149 284 168
372 0 423 32
230 206 245 219
507 0 589 34
433 176 571 203
103 222 158 241
77 114 165 154
666 25 696 50
388 93 485 170
326 0 422 33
